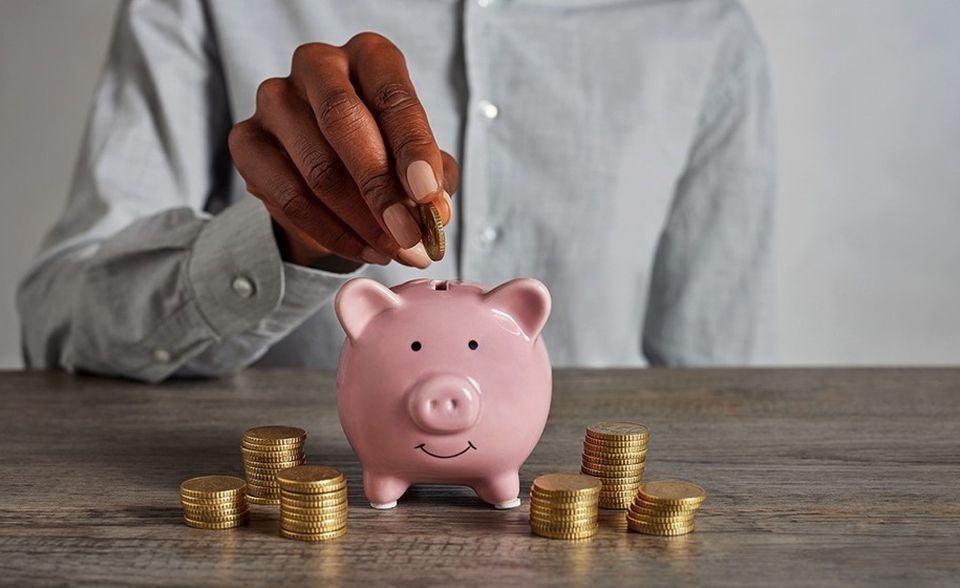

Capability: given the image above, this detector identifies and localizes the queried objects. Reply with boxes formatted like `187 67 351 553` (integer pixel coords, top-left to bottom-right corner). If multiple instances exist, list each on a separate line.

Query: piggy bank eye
468 339 479 350
411 341 422 351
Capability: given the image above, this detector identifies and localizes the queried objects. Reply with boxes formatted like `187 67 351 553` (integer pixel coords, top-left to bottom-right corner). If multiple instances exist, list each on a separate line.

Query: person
17 0 776 382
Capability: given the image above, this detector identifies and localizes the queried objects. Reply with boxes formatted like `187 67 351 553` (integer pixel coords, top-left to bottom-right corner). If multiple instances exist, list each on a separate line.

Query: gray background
1 0 957 368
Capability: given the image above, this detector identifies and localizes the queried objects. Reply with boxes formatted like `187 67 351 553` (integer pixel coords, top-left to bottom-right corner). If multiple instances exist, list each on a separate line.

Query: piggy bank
334 278 552 509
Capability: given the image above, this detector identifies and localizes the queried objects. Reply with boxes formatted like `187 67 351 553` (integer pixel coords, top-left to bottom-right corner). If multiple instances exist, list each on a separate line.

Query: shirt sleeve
642 7 777 365
16 0 358 382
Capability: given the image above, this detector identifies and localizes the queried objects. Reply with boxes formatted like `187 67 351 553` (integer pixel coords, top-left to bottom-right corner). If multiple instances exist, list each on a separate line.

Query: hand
228 32 459 270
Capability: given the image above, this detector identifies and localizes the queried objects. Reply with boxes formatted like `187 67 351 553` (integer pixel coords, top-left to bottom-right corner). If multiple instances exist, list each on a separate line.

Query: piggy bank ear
482 278 552 342
335 278 402 342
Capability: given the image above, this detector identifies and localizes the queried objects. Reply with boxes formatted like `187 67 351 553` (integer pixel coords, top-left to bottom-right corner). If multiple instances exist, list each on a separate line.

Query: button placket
461 0 498 279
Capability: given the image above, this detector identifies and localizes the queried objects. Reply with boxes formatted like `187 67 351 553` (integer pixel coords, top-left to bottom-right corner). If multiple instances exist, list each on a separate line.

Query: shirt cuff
188 196 286 338
188 195 365 340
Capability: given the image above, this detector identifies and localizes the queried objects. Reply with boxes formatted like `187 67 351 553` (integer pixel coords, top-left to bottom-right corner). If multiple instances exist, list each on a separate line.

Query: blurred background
0 0 957 368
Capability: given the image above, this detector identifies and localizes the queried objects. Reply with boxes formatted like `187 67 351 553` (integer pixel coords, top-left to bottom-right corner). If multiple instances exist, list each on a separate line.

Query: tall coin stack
277 465 348 541
581 421 649 509
626 480 706 536
179 475 249 529
241 426 307 505
529 473 602 540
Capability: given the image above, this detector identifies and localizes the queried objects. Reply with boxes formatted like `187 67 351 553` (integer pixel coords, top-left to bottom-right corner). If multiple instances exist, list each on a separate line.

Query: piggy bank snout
407 375 481 434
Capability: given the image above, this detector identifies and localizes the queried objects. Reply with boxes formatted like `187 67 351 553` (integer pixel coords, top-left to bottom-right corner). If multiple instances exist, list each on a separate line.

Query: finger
347 33 445 205
291 43 421 249
440 150 460 194
255 77 400 258
228 121 377 264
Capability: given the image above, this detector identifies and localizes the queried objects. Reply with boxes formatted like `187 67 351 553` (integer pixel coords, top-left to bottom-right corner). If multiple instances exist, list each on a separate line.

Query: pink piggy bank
334 277 552 510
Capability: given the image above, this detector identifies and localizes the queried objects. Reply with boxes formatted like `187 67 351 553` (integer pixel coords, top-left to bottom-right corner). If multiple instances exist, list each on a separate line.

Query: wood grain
0 368 958 587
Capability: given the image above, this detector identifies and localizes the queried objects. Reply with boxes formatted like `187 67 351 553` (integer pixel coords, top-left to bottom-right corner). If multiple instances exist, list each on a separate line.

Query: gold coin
281 502 348 516
241 448 306 463
241 439 305 452
529 514 598 526
637 480 706 507
281 518 349 533
179 475 246 500
598 498 633 509
244 477 280 488
597 475 644 485
580 453 645 466
243 458 306 471
280 487 348 501
627 519 695 535
280 526 347 542
586 422 649 440
580 463 644 476
528 503 598 517
629 503 698 518
628 517 697 530
246 494 280 506
531 473 602 498
417 203 445 261
627 510 695 527
245 487 281 499
182 508 251 522
184 516 247 530
242 426 306 446
281 511 348 524
529 490 600 504
183 502 250 518
530 520 598 533
631 499 699 512
179 494 246 507
243 470 281 484
275 465 345 493
582 438 648 452
530 525 598 540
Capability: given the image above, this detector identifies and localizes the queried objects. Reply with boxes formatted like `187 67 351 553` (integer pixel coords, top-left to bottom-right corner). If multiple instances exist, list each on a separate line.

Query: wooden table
1 369 958 587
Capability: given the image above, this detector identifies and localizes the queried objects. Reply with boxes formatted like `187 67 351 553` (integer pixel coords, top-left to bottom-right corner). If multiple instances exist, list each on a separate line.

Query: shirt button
152 348 171 364
478 226 499 247
477 100 499 120
231 275 255 298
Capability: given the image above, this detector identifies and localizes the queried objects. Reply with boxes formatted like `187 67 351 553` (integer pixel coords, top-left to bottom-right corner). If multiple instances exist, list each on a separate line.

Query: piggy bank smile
415 441 477 459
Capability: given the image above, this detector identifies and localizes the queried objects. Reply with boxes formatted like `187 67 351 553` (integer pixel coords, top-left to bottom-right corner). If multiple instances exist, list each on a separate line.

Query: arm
642 9 777 365
16 0 357 382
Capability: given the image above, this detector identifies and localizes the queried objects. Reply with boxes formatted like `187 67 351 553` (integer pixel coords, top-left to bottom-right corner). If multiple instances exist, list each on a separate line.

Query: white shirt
18 0 776 382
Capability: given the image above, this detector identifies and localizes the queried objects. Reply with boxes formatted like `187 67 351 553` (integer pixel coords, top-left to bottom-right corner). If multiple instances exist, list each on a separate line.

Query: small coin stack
529 473 602 540
626 480 706 536
241 426 307 505
179 475 249 529
277 465 348 541
581 422 649 509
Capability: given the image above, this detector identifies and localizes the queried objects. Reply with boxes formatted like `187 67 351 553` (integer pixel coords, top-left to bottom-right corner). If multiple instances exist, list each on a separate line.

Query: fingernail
433 191 452 225
406 160 440 202
440 191 453 225
361 247 391 265
397 242 432 269
382 202 421 248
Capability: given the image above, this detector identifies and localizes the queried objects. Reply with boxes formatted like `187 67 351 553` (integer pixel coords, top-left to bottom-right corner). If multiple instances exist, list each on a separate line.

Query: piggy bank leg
363 471 409 510
473 472 521 509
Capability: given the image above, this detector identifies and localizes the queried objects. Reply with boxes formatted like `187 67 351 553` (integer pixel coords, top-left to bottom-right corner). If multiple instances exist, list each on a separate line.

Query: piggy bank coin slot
431 280 448 291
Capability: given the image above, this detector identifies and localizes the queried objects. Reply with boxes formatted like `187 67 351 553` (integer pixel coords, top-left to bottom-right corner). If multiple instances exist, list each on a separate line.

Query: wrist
271 220 364 274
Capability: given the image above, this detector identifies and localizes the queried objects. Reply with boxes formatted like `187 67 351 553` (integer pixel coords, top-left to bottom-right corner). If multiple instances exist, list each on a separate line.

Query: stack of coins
581 421 649 509
241 426 307 505
277 465 348 541
626 480 706 536
528 473 602 540
179 475 248 529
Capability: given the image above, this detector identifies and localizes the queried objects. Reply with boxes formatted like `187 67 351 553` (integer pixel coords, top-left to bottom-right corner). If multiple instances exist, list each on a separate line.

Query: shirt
17 0 776 382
